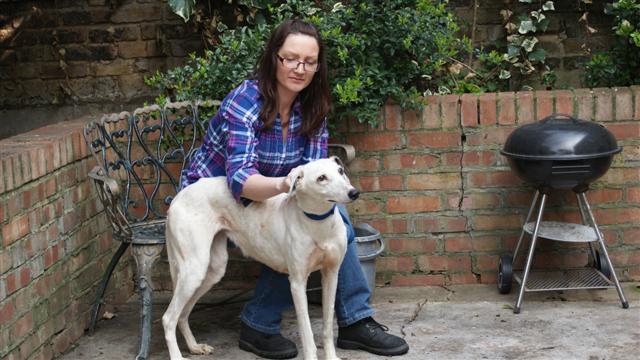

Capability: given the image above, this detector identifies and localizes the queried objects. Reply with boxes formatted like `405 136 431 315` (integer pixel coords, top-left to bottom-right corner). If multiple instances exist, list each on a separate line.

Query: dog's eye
317 175 327 182
338 167 344 175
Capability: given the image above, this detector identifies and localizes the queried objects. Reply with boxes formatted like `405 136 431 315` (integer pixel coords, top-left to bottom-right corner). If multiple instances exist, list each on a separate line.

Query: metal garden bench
82 100 354 360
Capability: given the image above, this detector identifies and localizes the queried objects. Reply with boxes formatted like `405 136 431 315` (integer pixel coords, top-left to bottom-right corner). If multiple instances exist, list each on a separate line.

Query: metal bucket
307 223 385 304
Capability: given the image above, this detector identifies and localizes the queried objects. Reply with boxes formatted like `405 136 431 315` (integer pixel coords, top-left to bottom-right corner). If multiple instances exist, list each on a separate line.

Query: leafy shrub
147 0 476 127
585 0 640 87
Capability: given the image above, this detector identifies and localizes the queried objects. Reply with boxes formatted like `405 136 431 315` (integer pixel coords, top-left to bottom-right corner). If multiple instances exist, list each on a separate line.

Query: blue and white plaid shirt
181 80 329 202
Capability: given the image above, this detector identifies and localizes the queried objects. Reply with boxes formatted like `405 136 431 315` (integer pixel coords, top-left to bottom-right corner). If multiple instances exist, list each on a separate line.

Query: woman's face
275 33 319 100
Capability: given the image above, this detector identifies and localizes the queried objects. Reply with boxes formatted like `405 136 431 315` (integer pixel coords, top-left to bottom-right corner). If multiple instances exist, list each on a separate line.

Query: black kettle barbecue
497 114 629 313
500 114 621 192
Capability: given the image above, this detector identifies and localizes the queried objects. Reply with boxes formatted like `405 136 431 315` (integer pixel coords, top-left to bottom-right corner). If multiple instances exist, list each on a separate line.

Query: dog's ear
331 155 344 168
287 166 304 197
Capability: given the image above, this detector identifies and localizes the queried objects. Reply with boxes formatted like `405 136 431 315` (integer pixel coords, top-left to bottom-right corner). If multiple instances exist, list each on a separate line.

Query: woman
182 19 409 359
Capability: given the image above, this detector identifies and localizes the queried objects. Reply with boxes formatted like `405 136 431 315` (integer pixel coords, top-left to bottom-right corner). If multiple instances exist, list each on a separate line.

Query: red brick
555 90 574 115
407 131 460 149
479 93 497 125
385 103 402 130
461 94 478 127
387 195 441 213
383 153 438 170
423 97 440 129
575 88 594 121
407 173 460 190
473 214 523 231
623 228 640 245
402 109 419 130
450 272 479 284
460 192 501 210
442 152 462 166
418 255 471 272
345 133 403 151
377 256 414 272
498 92 516 125
414 216 467 233
467 170 521 188
444 235 472 252
516 91 535 124
475 255 499 272
633 85 640 120
471 235 500 251
461 151 496 166
390 274 445 286
2 213 30 246
11 312 33 342
441 95 460 128
357 175 403 192
579 188 623 204
536 90 554 119
349 198 383 215
464 127 514 146
627 187 640 203
0 298 14 323
594 87 614 121
386 237 438 253
592 208 640 225
349 157 380 173
606 123 640 141
614 87 634 120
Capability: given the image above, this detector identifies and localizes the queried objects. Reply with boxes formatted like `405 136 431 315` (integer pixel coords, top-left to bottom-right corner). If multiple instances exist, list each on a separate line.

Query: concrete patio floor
60 283 640 360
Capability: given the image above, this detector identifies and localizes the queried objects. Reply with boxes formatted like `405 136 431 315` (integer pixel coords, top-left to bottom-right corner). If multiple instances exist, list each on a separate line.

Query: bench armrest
88 166 132 239
328 143 356 164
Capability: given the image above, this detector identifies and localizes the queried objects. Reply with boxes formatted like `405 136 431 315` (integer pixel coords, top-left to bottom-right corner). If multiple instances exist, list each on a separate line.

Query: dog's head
288 156 359 204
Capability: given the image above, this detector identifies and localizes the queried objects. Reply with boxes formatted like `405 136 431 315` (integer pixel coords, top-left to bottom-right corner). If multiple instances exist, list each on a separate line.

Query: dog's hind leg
163 238 213 360
178 233 228 355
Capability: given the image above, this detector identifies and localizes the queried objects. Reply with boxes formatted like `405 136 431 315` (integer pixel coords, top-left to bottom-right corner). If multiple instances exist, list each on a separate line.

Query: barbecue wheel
498 255 513 294
595 250 612 279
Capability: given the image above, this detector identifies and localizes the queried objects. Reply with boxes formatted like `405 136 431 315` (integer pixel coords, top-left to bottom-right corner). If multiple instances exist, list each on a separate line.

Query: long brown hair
254 19 331 137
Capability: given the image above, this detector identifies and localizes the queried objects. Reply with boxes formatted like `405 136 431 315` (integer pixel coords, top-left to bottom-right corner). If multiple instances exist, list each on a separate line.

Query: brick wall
331 87 640 287
0 0 199 138
0 0 615 138
0 120 134 359
0 88 639 359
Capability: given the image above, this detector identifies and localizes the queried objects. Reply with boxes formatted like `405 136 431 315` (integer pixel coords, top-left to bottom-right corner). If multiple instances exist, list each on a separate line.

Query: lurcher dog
162 156 360 360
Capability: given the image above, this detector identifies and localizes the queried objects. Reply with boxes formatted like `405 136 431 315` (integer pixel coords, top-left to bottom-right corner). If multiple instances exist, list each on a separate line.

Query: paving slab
60 283 640 360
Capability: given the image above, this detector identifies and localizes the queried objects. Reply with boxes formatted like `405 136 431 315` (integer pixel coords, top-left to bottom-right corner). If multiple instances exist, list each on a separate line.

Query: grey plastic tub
307 223 385 304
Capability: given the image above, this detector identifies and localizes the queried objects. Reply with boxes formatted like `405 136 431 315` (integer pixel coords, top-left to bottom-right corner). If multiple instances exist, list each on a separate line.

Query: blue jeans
240 205 375 334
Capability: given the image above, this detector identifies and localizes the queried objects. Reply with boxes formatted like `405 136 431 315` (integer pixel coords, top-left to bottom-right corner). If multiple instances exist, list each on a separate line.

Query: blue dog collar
303 204 336 221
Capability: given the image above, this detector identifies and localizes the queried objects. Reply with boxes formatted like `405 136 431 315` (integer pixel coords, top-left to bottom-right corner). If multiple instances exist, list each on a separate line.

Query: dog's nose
348 188 360 200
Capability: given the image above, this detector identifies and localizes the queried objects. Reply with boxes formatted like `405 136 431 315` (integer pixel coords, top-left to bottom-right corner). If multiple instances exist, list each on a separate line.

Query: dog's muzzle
348 188 360 201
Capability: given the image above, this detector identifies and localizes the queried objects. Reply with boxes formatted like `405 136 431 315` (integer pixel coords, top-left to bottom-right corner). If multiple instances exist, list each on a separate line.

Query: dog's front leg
320 266 340 360
290 274 318 360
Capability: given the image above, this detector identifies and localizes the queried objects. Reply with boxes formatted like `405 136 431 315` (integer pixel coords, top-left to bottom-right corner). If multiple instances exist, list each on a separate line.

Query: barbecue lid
501 114 621 160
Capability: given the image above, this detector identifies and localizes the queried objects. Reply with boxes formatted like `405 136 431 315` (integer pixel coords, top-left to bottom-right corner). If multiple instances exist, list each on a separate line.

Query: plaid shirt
182 80 329 201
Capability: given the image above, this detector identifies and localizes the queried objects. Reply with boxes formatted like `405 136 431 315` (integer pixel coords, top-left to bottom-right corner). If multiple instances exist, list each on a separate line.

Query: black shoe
238 322 298 359
337 317 409 356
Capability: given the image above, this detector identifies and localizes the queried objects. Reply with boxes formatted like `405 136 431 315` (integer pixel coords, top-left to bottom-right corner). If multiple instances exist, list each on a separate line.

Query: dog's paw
188 343 214 355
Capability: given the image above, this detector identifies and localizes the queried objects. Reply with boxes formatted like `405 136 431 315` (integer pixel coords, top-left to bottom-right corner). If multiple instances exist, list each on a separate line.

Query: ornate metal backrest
83 100 220 239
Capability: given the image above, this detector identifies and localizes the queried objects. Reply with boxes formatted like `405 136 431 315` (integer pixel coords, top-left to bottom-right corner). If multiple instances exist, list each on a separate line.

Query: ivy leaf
538 18 550 32
528 47 546 62
499 70 512 79
543 1 555 11
519 0 533 3
519 20 536 34
522 37 539 52
169 0 196 22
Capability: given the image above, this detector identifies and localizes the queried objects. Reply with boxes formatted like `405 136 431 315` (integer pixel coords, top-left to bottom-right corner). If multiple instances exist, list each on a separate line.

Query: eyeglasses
276 54 319 73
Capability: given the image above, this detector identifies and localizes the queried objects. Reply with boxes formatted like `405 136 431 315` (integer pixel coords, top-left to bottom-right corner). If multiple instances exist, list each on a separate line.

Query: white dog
162 156 360 360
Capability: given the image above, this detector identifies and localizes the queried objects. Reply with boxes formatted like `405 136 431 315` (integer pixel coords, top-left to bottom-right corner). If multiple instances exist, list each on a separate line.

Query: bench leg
89 241 130 335
132 244 164 360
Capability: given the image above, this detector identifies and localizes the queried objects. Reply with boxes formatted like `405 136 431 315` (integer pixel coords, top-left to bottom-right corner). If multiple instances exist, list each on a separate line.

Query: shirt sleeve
224 94 261 202
302 117 329 164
